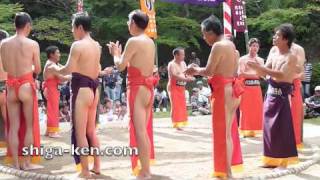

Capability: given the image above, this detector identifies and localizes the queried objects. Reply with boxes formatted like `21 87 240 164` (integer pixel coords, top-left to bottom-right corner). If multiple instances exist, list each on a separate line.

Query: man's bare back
71 38 101 79
121 34 155 76
208 40 238 77
0 35 40 77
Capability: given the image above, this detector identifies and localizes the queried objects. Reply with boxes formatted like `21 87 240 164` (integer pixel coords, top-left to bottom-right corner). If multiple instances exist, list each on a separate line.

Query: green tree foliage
0 0 319 68
0 3 23 33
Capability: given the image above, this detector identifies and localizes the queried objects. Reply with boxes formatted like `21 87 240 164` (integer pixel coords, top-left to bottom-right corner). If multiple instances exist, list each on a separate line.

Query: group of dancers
0 9 305 180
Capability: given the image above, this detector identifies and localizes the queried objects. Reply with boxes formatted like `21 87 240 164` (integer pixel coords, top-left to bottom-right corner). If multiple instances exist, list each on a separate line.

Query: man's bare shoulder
70 41 82 49
292 43 304 51
287 53 298 64
239 55 248 62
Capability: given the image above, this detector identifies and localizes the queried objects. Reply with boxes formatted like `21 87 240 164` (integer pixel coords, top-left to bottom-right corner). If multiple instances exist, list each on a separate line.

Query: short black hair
274 23 295 48
248 38 260 46
15 12 32 29
72 12 91 32
0 30 9 41
46 46 59 59
201 15 222 36
129 10 149 30
172 47 184 56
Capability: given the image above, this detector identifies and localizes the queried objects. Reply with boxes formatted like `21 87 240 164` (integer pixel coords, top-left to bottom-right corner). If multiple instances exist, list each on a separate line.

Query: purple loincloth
262 78 298 166
70 72 99 169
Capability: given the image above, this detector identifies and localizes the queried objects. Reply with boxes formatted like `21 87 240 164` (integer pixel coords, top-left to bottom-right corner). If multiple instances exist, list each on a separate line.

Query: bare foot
176 127 184 131
137 173 151 180
23 164 44 170
90 169 101 175
273 166 287 172
48 133 62 138
78 171 92 179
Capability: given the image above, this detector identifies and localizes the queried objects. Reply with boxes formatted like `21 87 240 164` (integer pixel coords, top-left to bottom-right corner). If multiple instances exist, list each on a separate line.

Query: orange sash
5 73 40 164
208 75 244 178
291 79 303 149
44 78 60 133
239 79 263 137
168 78 188 128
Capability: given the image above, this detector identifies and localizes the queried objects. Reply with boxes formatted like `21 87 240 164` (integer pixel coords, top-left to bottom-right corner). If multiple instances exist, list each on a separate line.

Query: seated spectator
185 89 190 105
60 82 71 104
154 87 161 112
305 86 320 118
154 87 169 112
105 99 114 121
59 103 71 122
119 102 127 120
160 88 169 112
99 103 107 114
39 101 47 122
190 88 210 115
121 91 127 104
197 80 211 99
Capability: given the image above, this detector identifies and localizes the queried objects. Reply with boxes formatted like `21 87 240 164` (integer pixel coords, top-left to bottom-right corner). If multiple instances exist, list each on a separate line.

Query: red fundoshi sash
5 72 40 164
208 75 244 177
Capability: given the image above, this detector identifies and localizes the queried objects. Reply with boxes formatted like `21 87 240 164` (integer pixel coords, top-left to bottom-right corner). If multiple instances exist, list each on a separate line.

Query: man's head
72 12 91 40
46 46 61 63
197 81 203 89
248 38 260 56
15 12 32 36
315 86 320 96
0 30 9 42
273 23 295 49
127 10 149 36
201 15 223 46
172 47 185 62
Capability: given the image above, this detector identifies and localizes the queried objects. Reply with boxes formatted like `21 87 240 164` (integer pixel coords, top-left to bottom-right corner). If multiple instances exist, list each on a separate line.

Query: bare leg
133 86 151 179
19 83 41 169
6 88 21 169
224 85 240 178
0 92 7 125
75 88 93 178
87 89 100 174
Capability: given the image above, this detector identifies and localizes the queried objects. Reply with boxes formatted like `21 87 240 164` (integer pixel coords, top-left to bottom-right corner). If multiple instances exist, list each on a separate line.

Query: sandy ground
0 116 319 180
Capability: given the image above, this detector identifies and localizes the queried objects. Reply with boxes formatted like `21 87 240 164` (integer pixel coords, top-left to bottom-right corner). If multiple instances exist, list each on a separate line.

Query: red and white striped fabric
77 0 83 13
223 0 232 35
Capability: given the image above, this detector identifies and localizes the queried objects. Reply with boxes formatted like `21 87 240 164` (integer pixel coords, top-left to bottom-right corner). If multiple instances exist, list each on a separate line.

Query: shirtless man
266 24 305 148
238 38 264 137
167 47 194 130
248 24 299 168
0 30 9 148
107 10 155 179
0 12 41 170
43 46 70 138
48 13 101 178
185 15 242 178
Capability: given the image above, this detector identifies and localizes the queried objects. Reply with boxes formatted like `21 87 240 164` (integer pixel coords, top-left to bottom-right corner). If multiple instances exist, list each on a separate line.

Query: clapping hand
106 41 122 57
184 63 198 76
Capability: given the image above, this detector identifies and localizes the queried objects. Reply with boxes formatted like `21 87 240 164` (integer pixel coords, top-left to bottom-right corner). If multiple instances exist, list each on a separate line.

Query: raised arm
57 42 80 75
196 43 223 77
109 39 136 72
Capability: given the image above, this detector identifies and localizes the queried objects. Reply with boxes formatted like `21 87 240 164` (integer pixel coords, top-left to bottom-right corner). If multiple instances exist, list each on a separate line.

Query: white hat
315 86 320 91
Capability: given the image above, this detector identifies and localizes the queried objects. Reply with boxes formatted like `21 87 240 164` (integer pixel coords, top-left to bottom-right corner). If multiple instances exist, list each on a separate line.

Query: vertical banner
77 0 83 13
140 0 158 39
232 0 246 32
223 0 232 35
